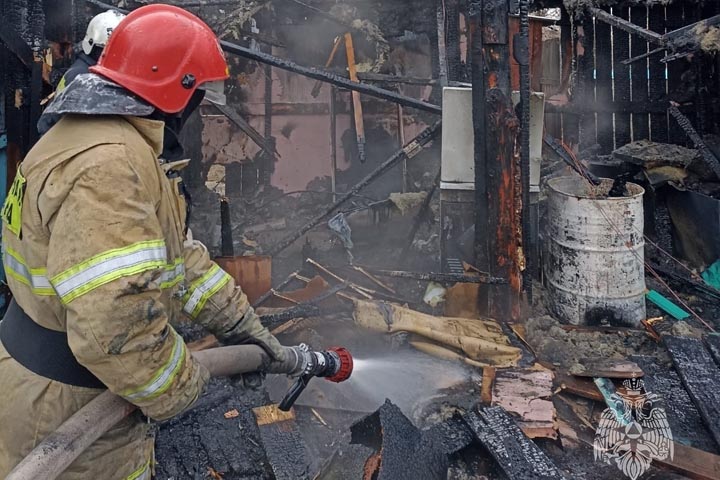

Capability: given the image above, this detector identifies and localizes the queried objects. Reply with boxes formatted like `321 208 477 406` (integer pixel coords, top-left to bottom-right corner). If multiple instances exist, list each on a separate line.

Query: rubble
524 315 666 371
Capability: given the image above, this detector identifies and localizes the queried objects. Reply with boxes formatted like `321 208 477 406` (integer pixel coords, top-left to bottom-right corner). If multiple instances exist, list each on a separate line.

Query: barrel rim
547 176 645 200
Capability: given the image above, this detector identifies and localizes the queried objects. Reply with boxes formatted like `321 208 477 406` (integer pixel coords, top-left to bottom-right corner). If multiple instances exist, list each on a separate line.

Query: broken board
252 404 310 480
632 355 718 453
464 406 568 480
569 358 643 379
553 370 604 402
664 335 720 448
491 366 556 439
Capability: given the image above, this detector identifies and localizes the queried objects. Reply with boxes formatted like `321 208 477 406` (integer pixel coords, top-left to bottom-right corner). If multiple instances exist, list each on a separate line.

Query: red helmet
90 4 229 113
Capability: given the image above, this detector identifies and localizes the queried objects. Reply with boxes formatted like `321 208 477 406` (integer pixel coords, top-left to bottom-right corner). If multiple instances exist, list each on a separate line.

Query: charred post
471 0 521 321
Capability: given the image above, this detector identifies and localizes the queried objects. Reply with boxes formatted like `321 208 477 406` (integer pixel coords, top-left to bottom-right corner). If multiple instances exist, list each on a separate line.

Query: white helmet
81 10 126 55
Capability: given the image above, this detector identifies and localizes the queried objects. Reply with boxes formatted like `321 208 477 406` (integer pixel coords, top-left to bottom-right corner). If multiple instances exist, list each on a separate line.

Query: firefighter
38 9 126 136
0 5 285 479
57 9 126 92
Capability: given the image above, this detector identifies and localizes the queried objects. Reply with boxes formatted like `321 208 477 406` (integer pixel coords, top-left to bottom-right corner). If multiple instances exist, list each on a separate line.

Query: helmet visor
199 79 226 105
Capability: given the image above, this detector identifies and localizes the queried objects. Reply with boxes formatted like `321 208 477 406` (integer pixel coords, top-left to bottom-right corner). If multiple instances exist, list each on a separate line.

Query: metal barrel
544 176 646 327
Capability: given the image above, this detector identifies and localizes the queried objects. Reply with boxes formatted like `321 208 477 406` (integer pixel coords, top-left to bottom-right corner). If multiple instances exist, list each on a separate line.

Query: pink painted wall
201 48 431 193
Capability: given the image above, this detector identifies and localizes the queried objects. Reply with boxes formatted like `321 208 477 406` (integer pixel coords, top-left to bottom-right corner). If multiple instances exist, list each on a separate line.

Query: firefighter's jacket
0 114 282 479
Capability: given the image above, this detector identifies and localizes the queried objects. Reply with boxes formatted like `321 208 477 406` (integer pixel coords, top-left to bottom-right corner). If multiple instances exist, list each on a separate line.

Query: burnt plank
424 414 475 455
252 405 310 479
595 10 614 153
630 6 649 141
570 358 643 378
632 355 718 453
612 6 632 148
648 6 668 143
351 399 449 480
464 406 567 480
664 335 720 448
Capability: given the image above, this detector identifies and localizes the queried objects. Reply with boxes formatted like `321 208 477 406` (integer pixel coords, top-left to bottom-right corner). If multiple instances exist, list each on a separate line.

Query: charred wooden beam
356 72 438 86
590 7 662 44
258 282 349 330
470 0 522 321
633 355 719 453
220 198 233 256
669 103 720 179
464 406 567 479
665 335 720 447
220 40 441 114
445 0 462 82
214 103 279 161
543 135 600 185
266 121 441 256
351 400 450 480
252 405 309 480
663 13 720 44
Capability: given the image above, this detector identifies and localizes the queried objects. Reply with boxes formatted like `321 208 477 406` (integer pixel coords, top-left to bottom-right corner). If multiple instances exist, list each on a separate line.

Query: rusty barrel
544 177 646 327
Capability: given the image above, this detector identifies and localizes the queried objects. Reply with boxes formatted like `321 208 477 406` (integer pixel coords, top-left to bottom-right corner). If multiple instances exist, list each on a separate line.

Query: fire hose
6 343 353 480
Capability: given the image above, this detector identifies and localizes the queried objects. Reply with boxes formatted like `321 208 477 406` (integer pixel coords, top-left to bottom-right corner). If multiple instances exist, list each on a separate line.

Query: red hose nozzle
325 346 353 383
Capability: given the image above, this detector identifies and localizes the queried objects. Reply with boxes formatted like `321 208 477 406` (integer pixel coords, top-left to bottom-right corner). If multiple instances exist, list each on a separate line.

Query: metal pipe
267 121 441 256
219 40 442 114
6 345 303 480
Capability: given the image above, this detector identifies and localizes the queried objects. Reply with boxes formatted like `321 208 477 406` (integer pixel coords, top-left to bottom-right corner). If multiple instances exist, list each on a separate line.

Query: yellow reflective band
122 330 185 402
51 239 167 304
2 247 55 296
56 75 67 93
2 168 26 236
159 258 185 289
182 264 231 319
125 459 151 480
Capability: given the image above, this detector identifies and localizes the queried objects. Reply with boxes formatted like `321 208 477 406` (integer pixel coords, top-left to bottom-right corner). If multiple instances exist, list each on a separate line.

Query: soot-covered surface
154 377 272 480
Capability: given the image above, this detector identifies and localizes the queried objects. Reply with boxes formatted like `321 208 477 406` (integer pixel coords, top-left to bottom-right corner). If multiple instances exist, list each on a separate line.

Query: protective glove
216 307 286 362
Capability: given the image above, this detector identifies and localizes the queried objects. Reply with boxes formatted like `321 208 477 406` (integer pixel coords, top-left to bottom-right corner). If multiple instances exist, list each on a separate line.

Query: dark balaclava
153 88 206 161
